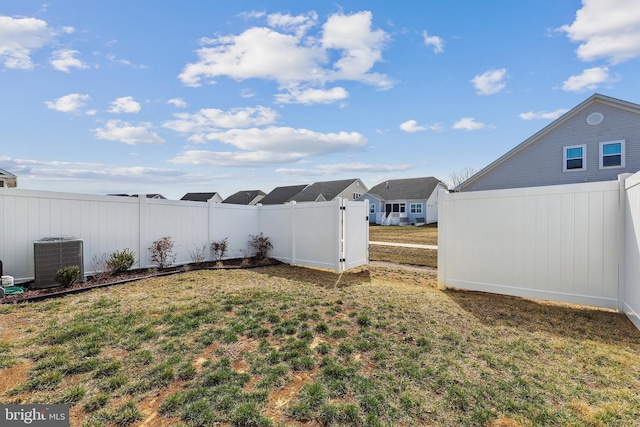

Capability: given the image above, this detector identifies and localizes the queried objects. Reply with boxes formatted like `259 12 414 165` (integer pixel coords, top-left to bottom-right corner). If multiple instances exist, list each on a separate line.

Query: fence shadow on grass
445 288 640 346
253 264 371 289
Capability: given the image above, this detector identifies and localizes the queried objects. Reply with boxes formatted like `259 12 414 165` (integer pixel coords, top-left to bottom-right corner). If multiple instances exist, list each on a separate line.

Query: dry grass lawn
1 264 639 427
369 224 438 268
369 223 438 246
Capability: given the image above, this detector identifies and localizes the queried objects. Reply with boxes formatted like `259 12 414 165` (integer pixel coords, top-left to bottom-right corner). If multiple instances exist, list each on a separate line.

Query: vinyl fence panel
438 180 622 310
342 199 370 271
142 198 210 267
0 188 368 283
0 189 140 281
290 200 342 272
624 172 640 330
209 202 260 260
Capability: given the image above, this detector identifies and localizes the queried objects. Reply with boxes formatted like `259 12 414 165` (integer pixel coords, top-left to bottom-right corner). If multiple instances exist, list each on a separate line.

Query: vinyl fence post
336 197 343 274
138 195 149 269
618 173 632 312
290 201 296 266
437 189 447 290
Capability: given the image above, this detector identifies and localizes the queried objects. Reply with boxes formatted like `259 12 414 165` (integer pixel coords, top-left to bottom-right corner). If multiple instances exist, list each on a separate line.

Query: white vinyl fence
438 172 640 331
0 188 369 283
623 173 640 330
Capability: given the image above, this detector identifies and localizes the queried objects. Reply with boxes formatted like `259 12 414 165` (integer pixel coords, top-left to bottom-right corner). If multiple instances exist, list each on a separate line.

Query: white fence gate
438 173 640 331
0 189 369 283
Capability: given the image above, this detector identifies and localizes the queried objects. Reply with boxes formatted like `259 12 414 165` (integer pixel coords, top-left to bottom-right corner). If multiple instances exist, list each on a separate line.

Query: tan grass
1 265 639 426
369 223 438 245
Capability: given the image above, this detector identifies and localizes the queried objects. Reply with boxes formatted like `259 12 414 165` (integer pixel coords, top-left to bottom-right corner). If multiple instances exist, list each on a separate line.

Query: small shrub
211 238 229 262
55 265 81 287
249 233 273 261
188 244 207 264
90 253 111 280
106 248 136 274
149 237 177 268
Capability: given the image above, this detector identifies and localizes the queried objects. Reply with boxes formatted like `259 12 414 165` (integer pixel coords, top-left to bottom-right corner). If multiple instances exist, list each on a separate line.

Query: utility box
34 237 84 289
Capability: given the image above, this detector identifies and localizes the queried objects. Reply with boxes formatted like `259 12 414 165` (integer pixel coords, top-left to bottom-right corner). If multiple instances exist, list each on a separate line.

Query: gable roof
366 177 445 200
260 184 309 205
459 93 640 191
180 192 221 202
222 190 266 205
0 168 17 179
288 178 363 202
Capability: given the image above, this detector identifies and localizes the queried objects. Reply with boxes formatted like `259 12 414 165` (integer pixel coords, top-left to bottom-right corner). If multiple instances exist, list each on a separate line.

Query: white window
410 203 422 214
599 140 625 169
353 192 362 199
563 144 586 172
370 204 375 213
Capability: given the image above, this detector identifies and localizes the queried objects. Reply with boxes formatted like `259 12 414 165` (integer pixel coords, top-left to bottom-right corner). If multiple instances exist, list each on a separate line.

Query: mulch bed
1 258 281 304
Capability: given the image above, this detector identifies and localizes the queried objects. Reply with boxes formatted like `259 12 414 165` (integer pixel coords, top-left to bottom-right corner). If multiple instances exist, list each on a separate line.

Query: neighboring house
360 177 447 225
180 192 223 203
222 190 266 205
288 178 367 203
459 93 640 192
0 168 17 188
259 184 309 205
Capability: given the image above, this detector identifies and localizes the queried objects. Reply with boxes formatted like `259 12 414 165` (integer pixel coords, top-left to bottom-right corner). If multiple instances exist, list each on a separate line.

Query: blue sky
2 0 640 199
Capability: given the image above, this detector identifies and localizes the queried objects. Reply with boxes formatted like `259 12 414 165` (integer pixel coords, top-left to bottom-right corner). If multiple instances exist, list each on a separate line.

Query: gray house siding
360 194 381 223
463 97 640 192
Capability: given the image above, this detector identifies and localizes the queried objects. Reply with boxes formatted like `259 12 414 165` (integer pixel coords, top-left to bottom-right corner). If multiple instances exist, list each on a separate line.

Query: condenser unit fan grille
34 237 84 289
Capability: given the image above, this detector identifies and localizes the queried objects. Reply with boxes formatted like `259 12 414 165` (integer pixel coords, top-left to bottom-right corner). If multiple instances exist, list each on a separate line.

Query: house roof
222 190 266 205
0 168 17 179
288 178 363 202
180 192 221 202
260 185 309 205
365 177 445 200
459 93 640 191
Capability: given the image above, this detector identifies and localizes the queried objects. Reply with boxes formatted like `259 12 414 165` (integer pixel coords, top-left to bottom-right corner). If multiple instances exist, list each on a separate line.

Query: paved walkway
369 241 438 250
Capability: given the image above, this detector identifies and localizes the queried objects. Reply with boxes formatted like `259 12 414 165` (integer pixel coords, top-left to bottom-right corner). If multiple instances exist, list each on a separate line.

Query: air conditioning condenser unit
34 237 84 289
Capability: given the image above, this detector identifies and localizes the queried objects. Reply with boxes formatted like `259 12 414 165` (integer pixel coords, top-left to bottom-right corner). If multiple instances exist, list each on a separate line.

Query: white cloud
0 15 53 69
163 106 277 135
50 49 88 72
275 86 348 104
267 11 318 37
105 53 147 69
453 117 487 131
399 120 443 132
94 120 164 145
519 108 569 120
206 127 365 154
167 98 187 108
399 120 426 133
276 162 411 176
422 30 444 53
170 127 366 167
109 96 142 114
179 11 393 90
561 66 620 92
471 68 507 95
44 93 90 113
560 0 640 64
1 155 187 184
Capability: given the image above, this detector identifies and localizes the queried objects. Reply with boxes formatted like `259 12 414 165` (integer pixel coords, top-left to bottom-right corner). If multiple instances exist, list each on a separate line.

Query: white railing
0 189 369 283
438 173 640 330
